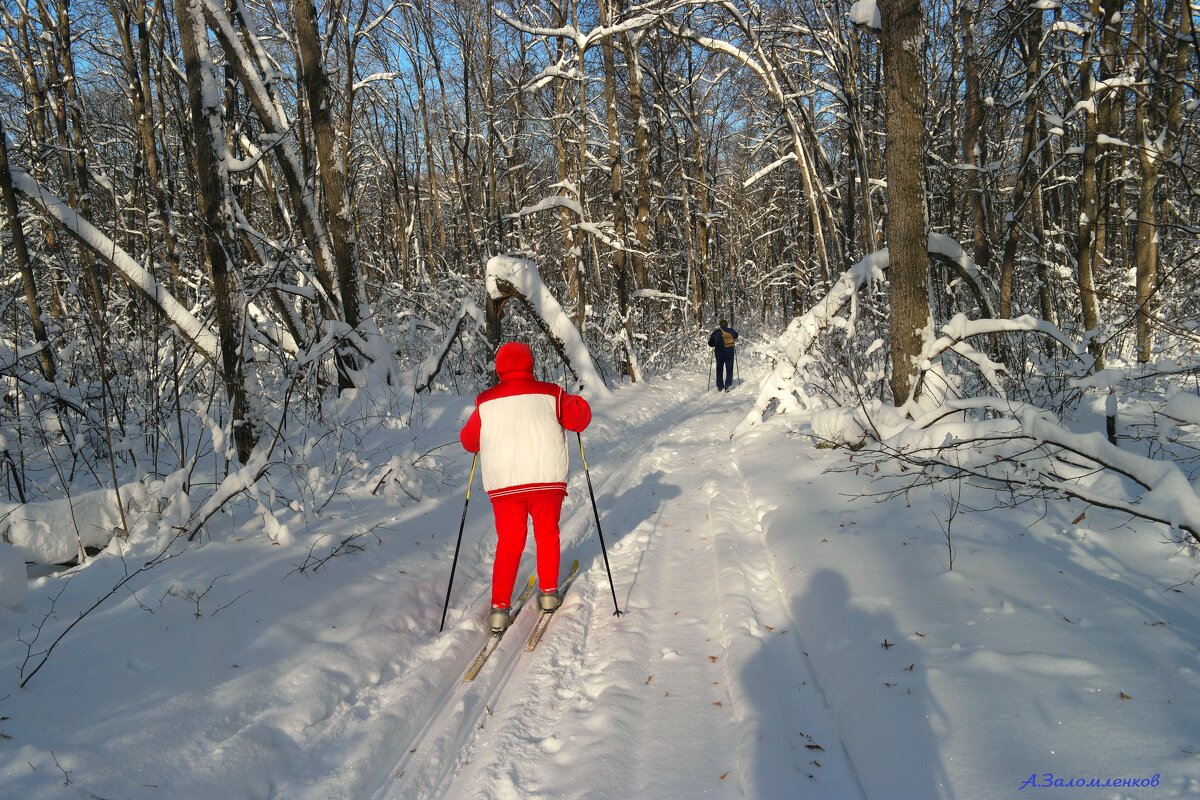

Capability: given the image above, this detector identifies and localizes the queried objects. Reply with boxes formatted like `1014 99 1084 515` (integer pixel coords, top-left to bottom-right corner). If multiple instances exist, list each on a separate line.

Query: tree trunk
551 73 582 317
294 0 379 387
175 0 256 463
1076 0 1124 368
0 117 56 381
622 29 653 290
572 4 589 332
600 0 636 381
1133 0 1189 362
110 0 184 296
687 45 711 326
204 0 341 321
879 0 931 405
998 4 1044 319
962 5 991 285
38 0 107 327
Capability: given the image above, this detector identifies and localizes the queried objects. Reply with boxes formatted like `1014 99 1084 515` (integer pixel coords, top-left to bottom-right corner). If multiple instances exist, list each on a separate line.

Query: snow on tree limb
742 152 797 188
10 168 221 364
926 233 995 319
503 194 641 255
486 255 609 394
733 248 888 436
735 234 1003 436
495 5 666 52
907 312 1093 405
633 288 691 303
895 397 1200 545
504 195 584 220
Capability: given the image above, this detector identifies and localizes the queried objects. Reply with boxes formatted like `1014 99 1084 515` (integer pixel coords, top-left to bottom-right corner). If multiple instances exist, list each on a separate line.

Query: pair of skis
463 560 580 682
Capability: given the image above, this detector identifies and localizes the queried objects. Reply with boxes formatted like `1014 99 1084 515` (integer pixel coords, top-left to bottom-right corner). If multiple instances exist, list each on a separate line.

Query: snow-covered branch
9 169 221 365
503 195 584 220
733 247 888 436
847 396 1200 546
486 255 609 394
495 5 669 53
735 233 1009 436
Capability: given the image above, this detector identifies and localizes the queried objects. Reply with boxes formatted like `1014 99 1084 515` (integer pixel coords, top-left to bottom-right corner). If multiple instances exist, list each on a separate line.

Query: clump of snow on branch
849 0 882 30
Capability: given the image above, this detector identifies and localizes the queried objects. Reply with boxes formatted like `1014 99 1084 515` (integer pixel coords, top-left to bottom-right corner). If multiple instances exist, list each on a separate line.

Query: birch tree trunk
1075 0 1124 368
1133 0 1188 362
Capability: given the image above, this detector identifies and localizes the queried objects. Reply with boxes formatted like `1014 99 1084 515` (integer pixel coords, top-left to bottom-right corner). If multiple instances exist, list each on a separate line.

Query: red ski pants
490 491 564 607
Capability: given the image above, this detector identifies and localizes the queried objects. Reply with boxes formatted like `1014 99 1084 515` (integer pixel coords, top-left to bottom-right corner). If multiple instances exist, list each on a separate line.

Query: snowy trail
265 376 713 800
402 372 865 799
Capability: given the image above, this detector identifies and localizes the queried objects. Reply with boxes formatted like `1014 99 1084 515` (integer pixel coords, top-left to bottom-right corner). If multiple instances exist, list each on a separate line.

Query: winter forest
2 0 1200 797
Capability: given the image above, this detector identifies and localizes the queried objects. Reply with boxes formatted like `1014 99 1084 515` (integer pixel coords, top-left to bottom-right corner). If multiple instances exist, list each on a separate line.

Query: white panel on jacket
478 394 568 493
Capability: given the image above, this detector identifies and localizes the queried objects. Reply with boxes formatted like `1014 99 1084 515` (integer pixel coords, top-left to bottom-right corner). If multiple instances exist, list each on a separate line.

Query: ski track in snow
347 373 866 800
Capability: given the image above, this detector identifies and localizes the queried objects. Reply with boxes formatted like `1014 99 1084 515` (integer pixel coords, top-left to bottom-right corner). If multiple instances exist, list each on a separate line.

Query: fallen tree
485 254 609 394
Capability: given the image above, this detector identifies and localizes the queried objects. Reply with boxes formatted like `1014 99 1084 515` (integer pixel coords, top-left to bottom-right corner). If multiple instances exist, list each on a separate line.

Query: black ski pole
577 432 622 616
708 350 713 390
439 452 478 632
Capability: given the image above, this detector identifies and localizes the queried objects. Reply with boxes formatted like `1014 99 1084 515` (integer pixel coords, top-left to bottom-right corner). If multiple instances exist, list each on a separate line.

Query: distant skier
707 319 739 392
459 342 592 633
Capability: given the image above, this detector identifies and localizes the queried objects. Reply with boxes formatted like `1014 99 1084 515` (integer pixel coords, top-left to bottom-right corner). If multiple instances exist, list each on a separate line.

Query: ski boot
488 607 511 633
538 590 561 613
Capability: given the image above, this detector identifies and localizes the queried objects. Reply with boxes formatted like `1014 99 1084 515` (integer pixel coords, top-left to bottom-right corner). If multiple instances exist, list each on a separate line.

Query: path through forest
365 372 864 800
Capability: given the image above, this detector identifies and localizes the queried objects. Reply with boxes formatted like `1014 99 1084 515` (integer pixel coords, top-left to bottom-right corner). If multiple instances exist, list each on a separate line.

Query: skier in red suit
459 342 592 632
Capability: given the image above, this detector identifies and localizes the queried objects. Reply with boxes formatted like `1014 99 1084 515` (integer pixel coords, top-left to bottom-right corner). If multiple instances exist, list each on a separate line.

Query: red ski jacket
460 342 592 499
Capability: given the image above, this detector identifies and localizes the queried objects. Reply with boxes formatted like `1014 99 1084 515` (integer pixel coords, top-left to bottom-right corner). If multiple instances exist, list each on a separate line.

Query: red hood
495 342 534 381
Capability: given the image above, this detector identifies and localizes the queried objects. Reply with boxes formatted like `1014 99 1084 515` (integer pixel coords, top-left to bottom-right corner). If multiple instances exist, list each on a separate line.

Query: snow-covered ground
1 366 1199 799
